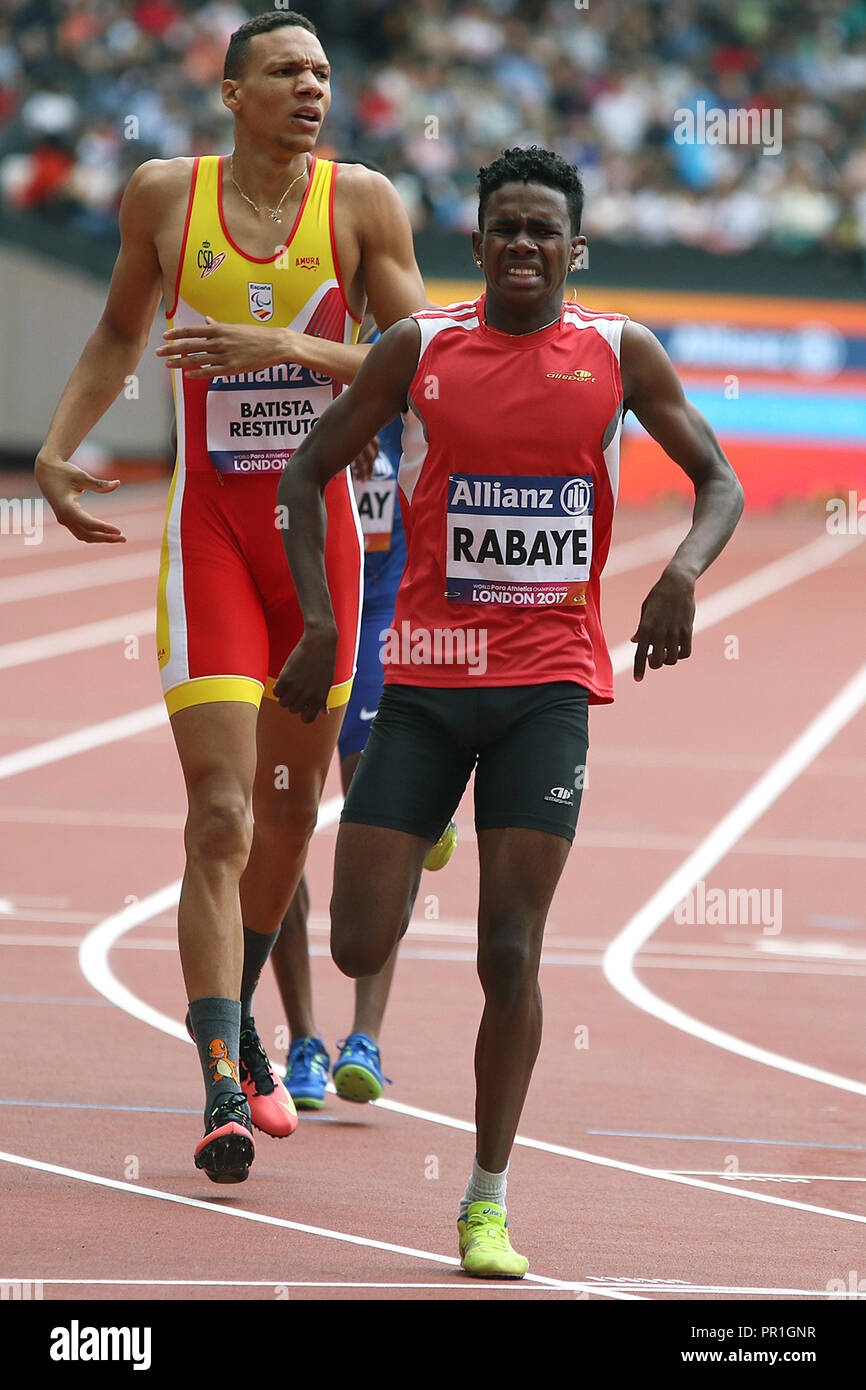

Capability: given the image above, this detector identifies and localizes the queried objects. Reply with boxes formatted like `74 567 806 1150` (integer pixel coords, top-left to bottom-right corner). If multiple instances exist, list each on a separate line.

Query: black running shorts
340 681 590 844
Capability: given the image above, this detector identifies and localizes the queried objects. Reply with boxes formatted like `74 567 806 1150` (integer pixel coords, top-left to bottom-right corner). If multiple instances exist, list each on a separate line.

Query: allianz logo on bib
248 281 274 322
449 476 592 517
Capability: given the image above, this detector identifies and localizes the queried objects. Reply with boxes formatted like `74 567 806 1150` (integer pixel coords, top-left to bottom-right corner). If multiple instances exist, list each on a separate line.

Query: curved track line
603 660 866 1096
78 877 866 1230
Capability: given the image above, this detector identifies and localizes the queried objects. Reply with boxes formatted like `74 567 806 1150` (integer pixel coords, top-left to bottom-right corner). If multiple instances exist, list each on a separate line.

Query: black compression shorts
340 681 590 844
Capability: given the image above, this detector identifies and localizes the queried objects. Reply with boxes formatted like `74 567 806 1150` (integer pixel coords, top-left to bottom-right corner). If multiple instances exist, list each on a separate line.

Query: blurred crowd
1 0 865 258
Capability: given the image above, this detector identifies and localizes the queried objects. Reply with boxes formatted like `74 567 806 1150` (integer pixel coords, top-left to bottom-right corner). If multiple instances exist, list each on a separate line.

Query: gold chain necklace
486 310 562 335
229 155 309 224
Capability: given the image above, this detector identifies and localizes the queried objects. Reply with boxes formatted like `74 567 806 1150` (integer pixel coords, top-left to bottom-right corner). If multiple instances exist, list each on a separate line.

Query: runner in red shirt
273 147 744 1275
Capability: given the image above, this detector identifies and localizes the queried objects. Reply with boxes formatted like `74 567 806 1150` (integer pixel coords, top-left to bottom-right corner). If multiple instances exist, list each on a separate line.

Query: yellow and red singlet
157 154 363 716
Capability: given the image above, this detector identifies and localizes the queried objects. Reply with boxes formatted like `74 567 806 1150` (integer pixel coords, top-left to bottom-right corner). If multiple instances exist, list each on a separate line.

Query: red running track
1 484 865 1302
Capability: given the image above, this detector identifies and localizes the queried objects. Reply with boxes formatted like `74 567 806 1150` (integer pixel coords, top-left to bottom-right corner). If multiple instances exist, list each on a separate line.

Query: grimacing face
472 181 584 308
222 26 332 150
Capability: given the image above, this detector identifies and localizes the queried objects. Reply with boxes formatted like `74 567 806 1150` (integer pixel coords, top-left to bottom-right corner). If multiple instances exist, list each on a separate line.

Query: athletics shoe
332 1033 390 1103
457 1201 529 1279
238 1017 298 1138
285 1036 331 1111
424 820 457 872
194 1091 255 1184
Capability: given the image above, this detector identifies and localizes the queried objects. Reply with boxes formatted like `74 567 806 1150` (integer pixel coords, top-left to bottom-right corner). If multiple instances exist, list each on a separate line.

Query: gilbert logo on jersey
248 282 274 322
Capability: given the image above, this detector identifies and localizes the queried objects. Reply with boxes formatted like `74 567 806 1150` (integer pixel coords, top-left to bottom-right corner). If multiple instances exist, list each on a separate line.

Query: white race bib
352 452 397 551
445 473 593 607
206 362 334 475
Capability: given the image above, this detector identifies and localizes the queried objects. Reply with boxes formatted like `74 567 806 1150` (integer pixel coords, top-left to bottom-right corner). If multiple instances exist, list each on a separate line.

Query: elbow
726 466 746 521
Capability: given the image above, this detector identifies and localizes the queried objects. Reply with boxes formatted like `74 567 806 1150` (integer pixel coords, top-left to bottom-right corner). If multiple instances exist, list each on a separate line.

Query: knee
254 796 318 854
330 895 388 979
330 933 386 980
186 791 252 868
477 922 538 1008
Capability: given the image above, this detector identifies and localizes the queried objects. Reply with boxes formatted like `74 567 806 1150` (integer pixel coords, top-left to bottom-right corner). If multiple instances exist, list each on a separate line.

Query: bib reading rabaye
445 473 593 607
352 452 397 552
206 362 335 475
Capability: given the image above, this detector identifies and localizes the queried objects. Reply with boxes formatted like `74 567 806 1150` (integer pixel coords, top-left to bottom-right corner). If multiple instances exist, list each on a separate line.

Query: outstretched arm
621 321 744 680
273 316 422 720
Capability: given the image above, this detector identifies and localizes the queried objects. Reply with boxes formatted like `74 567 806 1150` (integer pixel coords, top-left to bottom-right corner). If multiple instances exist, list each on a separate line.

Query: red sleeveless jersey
383 294 627 702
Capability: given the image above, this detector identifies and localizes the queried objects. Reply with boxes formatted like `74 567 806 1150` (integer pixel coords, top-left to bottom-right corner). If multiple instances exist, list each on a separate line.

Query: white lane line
0 704 166 782
603 659 866 1097
604 522 688 575
374 1095 866 1228
670 1173 866 1183
607 530 864 677
21 933 866 980
0 1151 632 1297
583 1278 864 1298
77 880 866 1230
0 611 154 672
0 1278 582 1293
0 550 159 603
0 495 167 562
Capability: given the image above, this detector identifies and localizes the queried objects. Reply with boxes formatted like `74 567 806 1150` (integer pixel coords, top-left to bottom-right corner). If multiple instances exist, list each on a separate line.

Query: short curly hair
477 147 584 235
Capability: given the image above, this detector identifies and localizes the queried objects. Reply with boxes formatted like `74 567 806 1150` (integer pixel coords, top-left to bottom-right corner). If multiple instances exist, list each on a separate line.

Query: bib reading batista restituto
168 154 361 477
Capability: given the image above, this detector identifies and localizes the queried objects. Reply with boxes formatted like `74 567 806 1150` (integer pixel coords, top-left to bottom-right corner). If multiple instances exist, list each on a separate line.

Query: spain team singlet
167 153 362 474
384 295 627 702
157 155 363 715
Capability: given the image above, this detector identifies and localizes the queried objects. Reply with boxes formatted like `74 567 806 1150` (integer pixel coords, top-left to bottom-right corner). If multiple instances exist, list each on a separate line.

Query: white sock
459 1155 508 1221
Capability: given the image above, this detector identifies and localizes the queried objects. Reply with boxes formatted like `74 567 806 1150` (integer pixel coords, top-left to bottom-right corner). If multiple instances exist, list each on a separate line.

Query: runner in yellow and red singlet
35 11 428 1183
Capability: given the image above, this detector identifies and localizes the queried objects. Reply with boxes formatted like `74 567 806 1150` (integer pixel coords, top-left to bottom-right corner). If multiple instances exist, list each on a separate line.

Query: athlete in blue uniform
269 321 454 1107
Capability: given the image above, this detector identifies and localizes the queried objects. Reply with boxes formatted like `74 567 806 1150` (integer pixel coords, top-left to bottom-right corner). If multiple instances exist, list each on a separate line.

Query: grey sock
240 925 280 1018
188 996 242 1122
